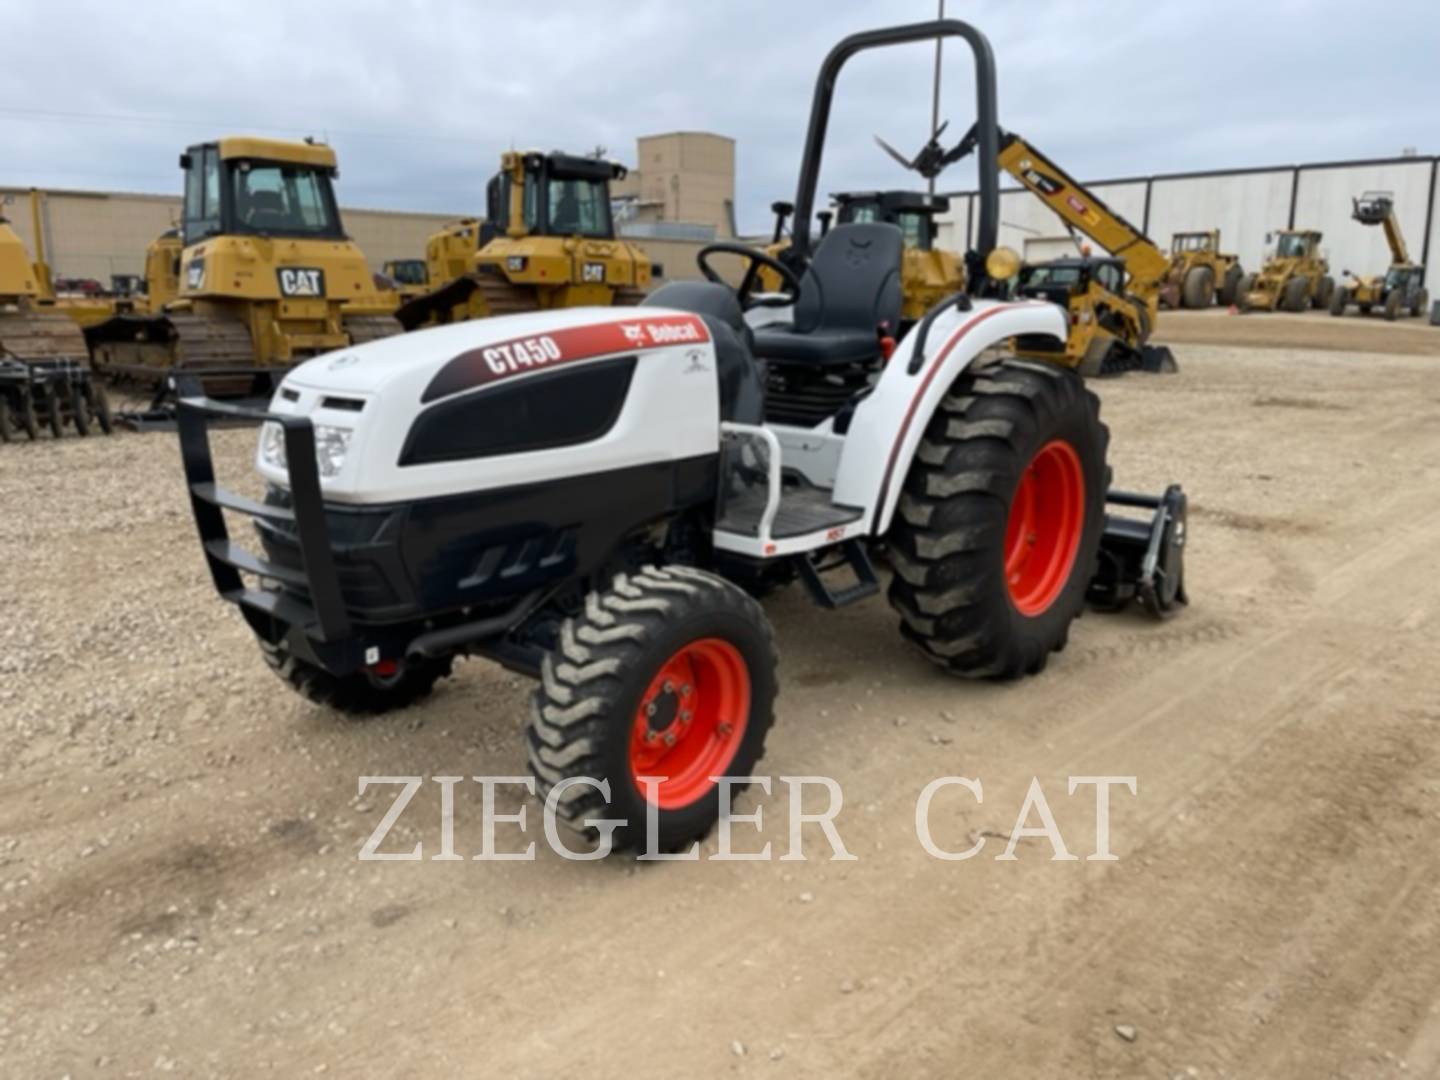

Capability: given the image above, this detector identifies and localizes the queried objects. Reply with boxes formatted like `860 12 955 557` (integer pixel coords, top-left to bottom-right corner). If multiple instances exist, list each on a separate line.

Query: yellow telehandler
1330 192 1428 320
84 136 400 412
396 151 653 330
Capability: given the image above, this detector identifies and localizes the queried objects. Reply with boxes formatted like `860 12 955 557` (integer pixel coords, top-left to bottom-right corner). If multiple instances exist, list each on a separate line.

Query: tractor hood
261 306 720 505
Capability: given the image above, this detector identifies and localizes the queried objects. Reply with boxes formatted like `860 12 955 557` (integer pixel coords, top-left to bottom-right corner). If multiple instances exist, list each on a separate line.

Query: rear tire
1384 290 1403 321
886 359 1108 679
258 638 453 715
528 565 777 854
0 397 13 443
1411 289 1428 319
1181 266 1215 309
1329 285 1348 317
18 391 38 440
1313 275 1335 309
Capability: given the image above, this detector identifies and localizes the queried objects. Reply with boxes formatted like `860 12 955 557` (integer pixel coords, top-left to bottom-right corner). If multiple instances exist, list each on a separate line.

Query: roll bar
789 19 999 264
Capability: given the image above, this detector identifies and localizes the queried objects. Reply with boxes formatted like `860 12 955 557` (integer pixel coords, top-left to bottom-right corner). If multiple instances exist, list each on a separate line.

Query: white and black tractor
177 20 1187 853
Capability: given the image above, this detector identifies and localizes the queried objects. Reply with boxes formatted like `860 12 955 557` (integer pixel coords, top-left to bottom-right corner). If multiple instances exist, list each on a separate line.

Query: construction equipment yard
3 310 1438 1076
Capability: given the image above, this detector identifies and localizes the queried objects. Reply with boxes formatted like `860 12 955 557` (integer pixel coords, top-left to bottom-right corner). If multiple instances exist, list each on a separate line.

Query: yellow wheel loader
761 189 964 326
1158 230 1244 309
1236 230 1333 313
84 137 400 414
396 151 653 331
0 211 111 442
1330 193 1428 320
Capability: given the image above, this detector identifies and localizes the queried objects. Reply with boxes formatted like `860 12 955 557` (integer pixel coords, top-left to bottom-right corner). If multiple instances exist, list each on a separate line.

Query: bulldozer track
473 275 540 318
343 314 402 345
0 309 90 365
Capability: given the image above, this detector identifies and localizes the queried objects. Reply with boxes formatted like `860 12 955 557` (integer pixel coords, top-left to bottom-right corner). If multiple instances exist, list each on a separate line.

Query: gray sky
2 0 1437 235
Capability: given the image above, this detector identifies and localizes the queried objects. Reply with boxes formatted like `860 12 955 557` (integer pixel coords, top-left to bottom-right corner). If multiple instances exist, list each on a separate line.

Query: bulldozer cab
833 191 947 252
484 152 624 241
179 138 344 248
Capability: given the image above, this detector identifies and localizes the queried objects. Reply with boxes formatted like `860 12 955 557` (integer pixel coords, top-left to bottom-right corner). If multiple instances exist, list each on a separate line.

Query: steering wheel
696 242 802 310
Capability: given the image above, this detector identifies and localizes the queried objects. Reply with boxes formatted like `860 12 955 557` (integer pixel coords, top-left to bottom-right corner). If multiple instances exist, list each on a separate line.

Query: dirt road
3 336 1440 1078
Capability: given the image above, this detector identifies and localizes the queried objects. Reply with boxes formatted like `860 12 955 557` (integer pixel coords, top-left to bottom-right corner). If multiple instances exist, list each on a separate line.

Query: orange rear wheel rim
1003 439 1085 616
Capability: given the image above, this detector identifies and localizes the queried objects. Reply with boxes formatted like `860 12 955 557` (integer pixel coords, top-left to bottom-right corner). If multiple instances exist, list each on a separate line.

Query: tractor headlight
260 421 287 470
313 425 354 479
259 421 353 479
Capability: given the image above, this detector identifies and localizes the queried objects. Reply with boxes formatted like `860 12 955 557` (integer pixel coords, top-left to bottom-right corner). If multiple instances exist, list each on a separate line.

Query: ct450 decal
422 315 710 402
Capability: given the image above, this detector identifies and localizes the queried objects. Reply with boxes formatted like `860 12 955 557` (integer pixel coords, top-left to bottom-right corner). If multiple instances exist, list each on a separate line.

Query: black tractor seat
751 222 903 366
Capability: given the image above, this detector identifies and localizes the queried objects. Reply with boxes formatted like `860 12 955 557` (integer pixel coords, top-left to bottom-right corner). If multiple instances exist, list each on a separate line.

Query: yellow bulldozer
1237 230 1333 312
84 136 400 407
0 205 111 441
1330 192 1428 320
395 150 653 330
1158 230 1244 309
761 189 964 326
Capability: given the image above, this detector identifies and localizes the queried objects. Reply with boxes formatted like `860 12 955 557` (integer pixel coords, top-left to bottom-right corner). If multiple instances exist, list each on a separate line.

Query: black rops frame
788 19 999 268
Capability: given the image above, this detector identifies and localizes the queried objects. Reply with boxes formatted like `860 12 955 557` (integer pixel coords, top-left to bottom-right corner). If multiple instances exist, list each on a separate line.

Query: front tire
1384 290 1403 321
258 638 453 715
1181 266 1214 309
1282 276 1309 313
528 566 777 854
1329 285 1348 317
886 359 1109 679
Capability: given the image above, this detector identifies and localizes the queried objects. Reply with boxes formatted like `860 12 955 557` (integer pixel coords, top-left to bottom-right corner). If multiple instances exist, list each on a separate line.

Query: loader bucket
1139 345 1178 374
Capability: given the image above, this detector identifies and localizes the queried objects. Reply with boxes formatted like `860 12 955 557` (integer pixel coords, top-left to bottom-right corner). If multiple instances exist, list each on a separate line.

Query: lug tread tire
528 565 777 853
258 638 453 715
886 359 1109 680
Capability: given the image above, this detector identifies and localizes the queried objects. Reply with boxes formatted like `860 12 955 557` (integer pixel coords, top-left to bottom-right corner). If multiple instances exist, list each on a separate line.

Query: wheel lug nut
680 710 691 722
646 731 659 743
663 680 675 693
645 703 657 717
663 733 677 747
718 722 733 736
681 684 692 696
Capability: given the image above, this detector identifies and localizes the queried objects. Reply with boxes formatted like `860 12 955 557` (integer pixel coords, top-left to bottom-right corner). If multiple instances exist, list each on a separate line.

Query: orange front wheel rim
629 638 750 809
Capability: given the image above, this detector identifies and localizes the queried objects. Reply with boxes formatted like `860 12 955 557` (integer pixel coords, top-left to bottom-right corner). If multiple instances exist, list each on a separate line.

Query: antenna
929 0 945 196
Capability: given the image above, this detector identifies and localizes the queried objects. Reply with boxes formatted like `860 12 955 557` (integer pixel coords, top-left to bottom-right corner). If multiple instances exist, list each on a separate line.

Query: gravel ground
3 330 1440 1078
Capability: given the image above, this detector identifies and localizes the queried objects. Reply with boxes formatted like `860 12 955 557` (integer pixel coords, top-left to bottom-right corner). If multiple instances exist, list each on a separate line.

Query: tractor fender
833 298 1067 535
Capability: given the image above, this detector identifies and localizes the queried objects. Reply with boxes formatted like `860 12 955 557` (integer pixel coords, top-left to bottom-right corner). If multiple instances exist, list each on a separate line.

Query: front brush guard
1089 484 1188 618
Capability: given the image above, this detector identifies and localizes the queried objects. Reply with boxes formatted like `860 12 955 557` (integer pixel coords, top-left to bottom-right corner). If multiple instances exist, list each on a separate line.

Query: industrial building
937 152 1439 288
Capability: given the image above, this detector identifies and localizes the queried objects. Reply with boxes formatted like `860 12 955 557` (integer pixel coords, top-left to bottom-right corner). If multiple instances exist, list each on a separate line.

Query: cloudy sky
2 0 1436 234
